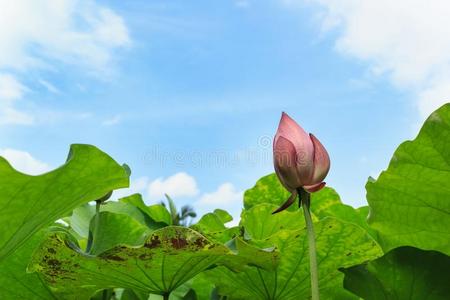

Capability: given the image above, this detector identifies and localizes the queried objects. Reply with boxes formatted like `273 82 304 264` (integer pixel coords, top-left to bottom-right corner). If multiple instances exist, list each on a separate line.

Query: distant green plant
161 194 197 226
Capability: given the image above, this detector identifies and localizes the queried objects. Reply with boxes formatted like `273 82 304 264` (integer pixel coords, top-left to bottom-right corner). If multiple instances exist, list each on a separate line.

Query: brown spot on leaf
145 236 161 248
194 238 206 248
104 254 126 262
47 259 61 268
139 253 152 260
171 237 188 249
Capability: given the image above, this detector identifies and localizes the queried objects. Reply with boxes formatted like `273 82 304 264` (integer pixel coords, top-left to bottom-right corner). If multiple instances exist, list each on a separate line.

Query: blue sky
1 0 449 221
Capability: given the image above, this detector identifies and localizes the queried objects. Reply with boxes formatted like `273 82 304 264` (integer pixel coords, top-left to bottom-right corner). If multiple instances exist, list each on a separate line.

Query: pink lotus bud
273 112 330 194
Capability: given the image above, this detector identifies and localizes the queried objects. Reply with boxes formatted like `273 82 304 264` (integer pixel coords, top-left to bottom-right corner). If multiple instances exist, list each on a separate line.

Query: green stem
86 200 101 254
93 200 101 249
163 293 169 300
299 188 319 300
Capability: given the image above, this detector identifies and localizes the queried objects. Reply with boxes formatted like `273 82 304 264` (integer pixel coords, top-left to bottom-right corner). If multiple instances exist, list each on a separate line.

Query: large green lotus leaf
366 104 450 254
239 203 305 240
0 231 58 299
243 173 291 210
29 226 231 298
310 187 376 237
182 238 280 299
89 211 153 255
342 246 450 300
207 218 382 300
243 174 372 236
0 144 129 261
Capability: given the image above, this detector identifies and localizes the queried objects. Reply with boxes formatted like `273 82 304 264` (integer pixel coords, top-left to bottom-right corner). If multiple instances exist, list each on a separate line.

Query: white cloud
112 173 199 202
196 183 243 226
0 74 26 102
148 172 199 200
0 0 130 125
0 0 130 73
196 183 243 207
0 148 51 175
0 107 34 125
307 0 450 118
0 73 34 125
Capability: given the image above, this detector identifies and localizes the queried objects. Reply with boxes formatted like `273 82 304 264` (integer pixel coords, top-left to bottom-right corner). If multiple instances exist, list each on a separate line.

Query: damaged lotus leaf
207 218 382 300
342 246 450 299
29 226 232 298
366 103 450 254
0 231 57 299
0 144 129 261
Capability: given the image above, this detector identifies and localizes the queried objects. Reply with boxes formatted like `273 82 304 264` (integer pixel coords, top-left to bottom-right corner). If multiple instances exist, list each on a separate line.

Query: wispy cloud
0 0 130 126
0 0 130 73
303 0 450 118
38 79 60 94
